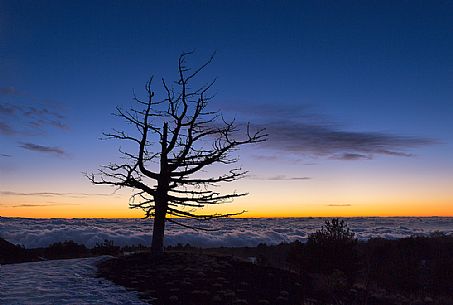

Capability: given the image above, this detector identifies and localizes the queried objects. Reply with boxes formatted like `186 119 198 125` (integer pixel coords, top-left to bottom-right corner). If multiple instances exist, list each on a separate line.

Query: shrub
303 219 358 283
44 240 89 259
366 234 453 295
92 239 121 256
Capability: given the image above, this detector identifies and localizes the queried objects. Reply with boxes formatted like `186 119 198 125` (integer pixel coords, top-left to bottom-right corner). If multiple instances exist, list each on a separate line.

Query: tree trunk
151 123 170 255
152 122 169 256
151 204 166 256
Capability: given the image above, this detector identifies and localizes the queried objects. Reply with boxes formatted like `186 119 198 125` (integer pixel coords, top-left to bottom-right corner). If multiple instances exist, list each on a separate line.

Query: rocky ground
97 251 451 305
97 252 307 305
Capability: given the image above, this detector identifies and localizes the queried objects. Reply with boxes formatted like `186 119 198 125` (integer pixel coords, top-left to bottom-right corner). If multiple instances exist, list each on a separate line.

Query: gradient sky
0 1 452 218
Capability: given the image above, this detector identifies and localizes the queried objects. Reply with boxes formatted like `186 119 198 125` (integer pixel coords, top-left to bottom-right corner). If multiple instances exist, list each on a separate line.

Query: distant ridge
0 237 34 264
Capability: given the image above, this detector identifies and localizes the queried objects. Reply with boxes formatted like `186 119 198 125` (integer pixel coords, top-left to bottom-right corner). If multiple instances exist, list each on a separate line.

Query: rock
212 295 222 302
223 290 236 299
191 289 210 298
279 290 289 297
168 295 179 302
276 295 288 303
143 289 156 295
200 290 211 297
212 282 223 289
221 262 232 268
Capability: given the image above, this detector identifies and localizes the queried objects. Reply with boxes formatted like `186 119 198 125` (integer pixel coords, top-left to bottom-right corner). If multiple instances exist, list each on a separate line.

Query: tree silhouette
304 218 358 284
87 53 267 255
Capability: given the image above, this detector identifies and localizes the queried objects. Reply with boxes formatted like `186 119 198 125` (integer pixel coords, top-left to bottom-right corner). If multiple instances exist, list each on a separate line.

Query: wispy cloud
261 120 435 159
1 191 68 197
0 86 19 95
327 204 352 207
329 153 372 161
0 104 17 115
8 203 80 208
0 153 12 157
0 191 120 198
23 106 65 120
0 121 16 136
248 175 311 181
232 104 436 160
0 100 68 136
19 142 66 156
251 155 279 161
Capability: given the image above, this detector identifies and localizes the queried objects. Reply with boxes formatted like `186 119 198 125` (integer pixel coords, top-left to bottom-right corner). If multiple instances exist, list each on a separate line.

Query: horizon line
1 215 452 220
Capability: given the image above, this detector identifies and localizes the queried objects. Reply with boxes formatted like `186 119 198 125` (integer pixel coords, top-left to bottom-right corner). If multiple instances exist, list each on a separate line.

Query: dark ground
97 251 416 305
2 234 453 305
98 251 305 305
96 236 453 305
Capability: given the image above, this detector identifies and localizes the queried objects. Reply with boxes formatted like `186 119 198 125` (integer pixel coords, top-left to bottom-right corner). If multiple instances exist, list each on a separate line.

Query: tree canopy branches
87 53 267 234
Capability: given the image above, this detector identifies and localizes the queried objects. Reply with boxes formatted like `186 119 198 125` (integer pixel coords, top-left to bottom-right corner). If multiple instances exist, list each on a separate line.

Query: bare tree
87 53 267 255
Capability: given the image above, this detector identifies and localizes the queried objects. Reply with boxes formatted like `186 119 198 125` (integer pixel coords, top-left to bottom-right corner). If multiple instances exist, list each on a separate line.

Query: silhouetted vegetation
364 232 453 297
41 240 90 259
284 221 453 304
288 218 359 284
0 237 35 264
0 238 126 264
91 239 121 256
114 222 453 304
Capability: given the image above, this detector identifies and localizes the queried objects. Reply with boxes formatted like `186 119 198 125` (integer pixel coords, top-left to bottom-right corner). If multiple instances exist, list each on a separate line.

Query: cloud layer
0 191 120 199
248 175 311 181
1 217 452 249
1 94 68 157
19 143 66 156
0 102 67 136
228 104 436 160
260 120 435 159
0 86 18 96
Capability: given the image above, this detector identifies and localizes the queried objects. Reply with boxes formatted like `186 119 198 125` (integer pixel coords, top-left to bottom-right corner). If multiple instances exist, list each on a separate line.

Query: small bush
92 239 121 256
44 240 89 259
292 219 359 284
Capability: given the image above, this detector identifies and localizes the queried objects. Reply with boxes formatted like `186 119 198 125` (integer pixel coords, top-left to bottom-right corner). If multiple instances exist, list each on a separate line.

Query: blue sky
0 1 452 217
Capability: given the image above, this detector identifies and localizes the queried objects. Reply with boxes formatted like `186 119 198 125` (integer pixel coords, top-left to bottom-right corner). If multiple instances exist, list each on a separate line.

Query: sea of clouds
1 217 452 249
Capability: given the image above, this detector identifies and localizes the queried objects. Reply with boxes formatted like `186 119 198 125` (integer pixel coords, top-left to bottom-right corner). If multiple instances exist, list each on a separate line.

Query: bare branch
87 52 267 254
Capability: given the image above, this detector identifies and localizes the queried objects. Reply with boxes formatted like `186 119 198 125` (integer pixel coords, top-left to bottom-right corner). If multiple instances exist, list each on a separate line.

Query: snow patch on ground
0 256 149 305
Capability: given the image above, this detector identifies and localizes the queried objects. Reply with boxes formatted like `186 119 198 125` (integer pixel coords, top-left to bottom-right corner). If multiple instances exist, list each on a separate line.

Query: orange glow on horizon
1 179 452 218
1 199 452 218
